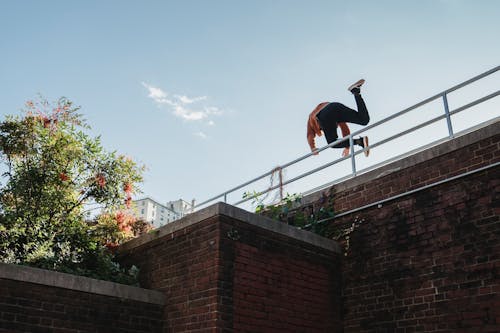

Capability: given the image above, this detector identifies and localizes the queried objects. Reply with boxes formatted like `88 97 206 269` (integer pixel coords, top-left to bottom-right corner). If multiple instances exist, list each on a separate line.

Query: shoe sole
348 79 365 92
363 136 370 157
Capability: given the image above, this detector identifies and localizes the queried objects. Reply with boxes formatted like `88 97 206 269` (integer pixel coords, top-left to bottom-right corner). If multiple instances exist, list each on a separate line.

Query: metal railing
194 65 500 211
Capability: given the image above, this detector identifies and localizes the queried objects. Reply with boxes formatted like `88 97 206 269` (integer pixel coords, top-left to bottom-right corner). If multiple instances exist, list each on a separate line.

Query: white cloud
204 106 223 116
175 94 207 104
194 131 208 139
207 120 215 126
141 82 169 104
142 82 224 123
173 105 207 121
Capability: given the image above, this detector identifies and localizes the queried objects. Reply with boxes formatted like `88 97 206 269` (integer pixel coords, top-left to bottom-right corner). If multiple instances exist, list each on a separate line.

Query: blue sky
1 0 499 208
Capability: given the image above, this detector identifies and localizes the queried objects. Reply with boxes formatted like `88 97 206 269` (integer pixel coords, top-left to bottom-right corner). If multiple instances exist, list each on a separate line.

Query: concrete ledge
0 263 165 305
216 202 341 253
119 203 221 252
120 202 341 254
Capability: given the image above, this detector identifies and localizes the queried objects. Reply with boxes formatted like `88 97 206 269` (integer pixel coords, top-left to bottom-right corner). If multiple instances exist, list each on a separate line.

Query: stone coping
302 118 500 204
119 202 341 254
0 262 165 305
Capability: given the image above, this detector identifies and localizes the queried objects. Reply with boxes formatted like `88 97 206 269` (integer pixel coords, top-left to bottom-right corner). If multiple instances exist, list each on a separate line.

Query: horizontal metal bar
373 114 448 148
442 65 499 95
198 139 353 208
234 153 357 206
449 89 500 116
281 135 351 168
194 169 275 208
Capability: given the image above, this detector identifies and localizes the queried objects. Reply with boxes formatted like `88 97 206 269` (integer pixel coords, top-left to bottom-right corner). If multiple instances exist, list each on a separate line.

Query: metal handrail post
442 93 454 138
349 135 356 175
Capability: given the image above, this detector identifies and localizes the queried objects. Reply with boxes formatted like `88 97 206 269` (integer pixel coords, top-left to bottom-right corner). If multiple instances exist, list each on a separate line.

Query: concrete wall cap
215 202 341 253
0 262 165 305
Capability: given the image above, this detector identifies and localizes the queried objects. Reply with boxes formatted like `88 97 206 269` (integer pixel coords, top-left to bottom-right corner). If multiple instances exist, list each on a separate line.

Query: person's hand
342 147 350 157
311 148 319 155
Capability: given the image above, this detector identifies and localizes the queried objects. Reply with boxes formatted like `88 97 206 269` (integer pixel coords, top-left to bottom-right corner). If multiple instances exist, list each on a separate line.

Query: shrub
0 97 146 285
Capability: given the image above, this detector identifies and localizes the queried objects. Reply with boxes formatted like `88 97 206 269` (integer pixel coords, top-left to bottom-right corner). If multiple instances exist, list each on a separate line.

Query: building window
141 209 144 214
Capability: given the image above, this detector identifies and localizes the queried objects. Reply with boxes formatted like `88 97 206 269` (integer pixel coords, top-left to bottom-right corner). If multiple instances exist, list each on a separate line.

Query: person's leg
334 95 370 126
317 103 350 148
347 82 370 155
354 94 370 125
318 100 370 153
333 98 370 155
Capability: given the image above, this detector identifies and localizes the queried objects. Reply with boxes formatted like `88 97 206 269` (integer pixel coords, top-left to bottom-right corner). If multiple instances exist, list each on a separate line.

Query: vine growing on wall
243 189 364 256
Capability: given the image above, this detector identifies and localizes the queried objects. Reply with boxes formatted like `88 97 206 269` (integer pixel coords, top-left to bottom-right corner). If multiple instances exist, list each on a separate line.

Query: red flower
59 173 69 182
96 174 106 188
115 210 135 233
123 183 132 195
125 196 132 209
115 211 125 224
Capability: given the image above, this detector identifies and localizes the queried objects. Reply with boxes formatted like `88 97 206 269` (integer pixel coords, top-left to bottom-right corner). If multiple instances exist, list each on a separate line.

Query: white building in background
133 197 193 229
166 199 192 218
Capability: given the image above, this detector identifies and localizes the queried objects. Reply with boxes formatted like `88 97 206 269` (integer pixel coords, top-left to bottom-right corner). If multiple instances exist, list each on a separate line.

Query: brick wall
303 121 500 332
119 216 221 331
118 204 342 332
0 274 164 332
219 216 341 332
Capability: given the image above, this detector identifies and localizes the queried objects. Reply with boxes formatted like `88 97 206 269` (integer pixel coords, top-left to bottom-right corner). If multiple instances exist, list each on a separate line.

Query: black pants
316 95 370 148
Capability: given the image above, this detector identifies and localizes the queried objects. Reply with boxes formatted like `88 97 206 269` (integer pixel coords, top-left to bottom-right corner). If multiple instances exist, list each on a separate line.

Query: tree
0 97 145 283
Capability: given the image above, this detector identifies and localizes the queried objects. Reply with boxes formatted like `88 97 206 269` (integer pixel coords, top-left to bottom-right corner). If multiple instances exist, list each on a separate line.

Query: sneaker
355 136 370 157
348 79 365 95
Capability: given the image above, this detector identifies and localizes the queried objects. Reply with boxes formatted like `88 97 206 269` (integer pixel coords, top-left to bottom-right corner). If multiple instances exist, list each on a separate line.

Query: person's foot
355 136 370 156
348 79 365 95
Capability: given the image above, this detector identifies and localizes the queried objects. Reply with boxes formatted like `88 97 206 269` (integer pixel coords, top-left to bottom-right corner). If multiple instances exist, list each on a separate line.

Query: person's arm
307 104 327 155
339 122 351 157
338 122 350 137
307 124 318 155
